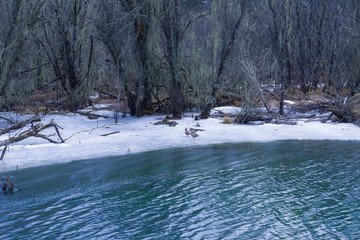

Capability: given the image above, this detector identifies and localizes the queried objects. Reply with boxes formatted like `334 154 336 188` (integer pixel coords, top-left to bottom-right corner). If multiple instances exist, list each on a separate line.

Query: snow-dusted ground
1 107 360 172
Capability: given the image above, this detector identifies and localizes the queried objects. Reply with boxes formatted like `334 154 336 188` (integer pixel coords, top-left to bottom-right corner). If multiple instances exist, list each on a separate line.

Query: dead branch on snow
0 120 65 148
0 116 41 135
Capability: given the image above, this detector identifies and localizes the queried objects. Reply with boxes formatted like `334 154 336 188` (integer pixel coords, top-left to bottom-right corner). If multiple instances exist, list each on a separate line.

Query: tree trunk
161 0 183 118
200 1 246 119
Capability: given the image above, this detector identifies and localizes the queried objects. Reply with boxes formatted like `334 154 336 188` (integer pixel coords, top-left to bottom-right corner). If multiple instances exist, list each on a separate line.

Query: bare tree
33 0 94 110
151 0 184 118
267 0 294 115
0 0 43 109
121 0 154 116
200 0 247 119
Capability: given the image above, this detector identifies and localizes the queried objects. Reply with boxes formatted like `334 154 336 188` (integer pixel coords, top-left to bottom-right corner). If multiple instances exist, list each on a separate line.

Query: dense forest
1 0 360 121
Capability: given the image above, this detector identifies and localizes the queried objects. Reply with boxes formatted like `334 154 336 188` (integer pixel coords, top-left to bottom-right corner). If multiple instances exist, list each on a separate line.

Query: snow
284 100 296 105
1 107 360 172
210 106 242 115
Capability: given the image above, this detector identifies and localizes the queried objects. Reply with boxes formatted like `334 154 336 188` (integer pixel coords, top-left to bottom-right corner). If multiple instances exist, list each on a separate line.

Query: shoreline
1 111 360 172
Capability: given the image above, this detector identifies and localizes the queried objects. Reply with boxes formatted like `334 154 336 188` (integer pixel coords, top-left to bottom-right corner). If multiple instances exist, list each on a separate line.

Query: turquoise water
1 141 360 239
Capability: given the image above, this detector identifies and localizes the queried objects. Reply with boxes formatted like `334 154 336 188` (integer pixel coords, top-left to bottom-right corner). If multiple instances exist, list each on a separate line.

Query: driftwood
273 119 297 125
295 114 317 119
0 120 64 148
321 94 360 126
321 113 334 123
151 90 170 113
234 112 273 124
154 116 178 127
0 118 65 161
77 111 112 119
234 110 300 125
290 102 330 114
0 116 41 135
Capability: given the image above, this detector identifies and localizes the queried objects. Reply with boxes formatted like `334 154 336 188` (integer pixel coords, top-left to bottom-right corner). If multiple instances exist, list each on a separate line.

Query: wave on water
1 140 360 239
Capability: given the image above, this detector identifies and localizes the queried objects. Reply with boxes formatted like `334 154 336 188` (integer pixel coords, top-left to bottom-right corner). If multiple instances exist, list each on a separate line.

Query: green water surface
1 140 360 239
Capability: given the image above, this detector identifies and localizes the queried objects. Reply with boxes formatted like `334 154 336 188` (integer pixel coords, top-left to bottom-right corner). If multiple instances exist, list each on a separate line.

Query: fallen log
321 113 334 123
0 120 65 148
273 119 297 125
77 111 112 119
154 116 178 127
0 116 41 135
324 94 360 126
234 112 273 124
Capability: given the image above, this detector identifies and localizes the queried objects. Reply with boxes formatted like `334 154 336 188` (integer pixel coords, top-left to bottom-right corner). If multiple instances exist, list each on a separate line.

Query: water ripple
1 141 360 239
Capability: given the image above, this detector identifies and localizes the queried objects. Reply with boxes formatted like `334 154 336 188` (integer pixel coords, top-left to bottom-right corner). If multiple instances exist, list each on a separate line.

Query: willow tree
95 0 156 117
153 0 184 118
200 0 247 119
345 0 360 95
322 1 351 96
0 0 43 109
95 0 132 115
267 0 294 115
290 0 328 93
121 0 154 116
34 0 94 110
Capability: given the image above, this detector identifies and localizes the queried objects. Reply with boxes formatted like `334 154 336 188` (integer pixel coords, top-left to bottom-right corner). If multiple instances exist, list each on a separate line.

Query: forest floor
1 92 360 172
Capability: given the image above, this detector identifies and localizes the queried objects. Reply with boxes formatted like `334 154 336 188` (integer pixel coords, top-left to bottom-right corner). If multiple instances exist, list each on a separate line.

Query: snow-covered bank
1 111 360 171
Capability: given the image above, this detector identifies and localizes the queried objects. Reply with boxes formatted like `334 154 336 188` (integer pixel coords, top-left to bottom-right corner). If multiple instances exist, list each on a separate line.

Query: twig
0 115 16 125
64 124 108 141
100 131 120 137
64 129 91 141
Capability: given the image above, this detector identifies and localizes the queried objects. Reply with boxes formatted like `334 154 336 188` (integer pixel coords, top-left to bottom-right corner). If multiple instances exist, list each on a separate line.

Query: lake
1 141 360 239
